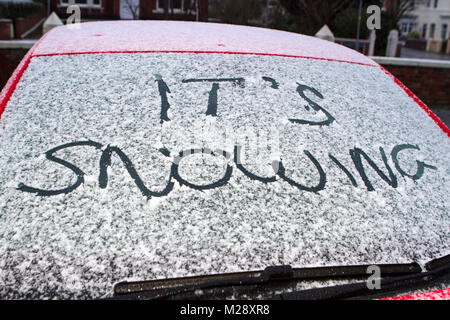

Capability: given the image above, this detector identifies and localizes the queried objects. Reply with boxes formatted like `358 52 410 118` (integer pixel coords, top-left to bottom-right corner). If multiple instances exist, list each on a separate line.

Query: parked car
0 21 448 299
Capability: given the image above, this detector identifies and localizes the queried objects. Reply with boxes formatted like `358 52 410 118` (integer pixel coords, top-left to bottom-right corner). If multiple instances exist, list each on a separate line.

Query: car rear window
0 52 448 298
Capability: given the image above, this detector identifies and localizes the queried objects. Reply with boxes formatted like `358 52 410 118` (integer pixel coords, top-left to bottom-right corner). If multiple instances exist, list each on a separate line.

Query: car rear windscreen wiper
281 254 450 300
110 255 450 300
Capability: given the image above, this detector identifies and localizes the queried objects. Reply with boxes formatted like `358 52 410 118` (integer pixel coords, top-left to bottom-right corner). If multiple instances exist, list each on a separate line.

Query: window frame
155 0 193 13
442 23 448 40
422 23 428 38
59 0 102 9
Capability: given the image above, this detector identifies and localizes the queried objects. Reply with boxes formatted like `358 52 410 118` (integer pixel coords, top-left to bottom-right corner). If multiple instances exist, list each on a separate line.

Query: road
432 108 450 128
400 47 450 61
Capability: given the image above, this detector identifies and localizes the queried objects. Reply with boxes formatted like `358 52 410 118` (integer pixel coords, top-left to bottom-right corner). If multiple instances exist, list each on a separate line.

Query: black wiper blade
280 254 450 300
112 262 421 300
425 253 450 271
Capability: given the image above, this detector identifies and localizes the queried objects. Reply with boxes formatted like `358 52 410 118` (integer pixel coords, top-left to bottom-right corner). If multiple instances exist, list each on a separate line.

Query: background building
49 0 208 21
399 0 450 52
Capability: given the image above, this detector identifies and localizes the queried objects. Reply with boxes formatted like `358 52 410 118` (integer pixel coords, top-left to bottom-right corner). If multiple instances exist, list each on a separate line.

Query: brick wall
0 9 46 40
383 65 450 107
0 48 29 90
50 0 121 20
373 57 450 108
0 20 13 40
405 39 427 51
15 8 46 38
49 0 208 21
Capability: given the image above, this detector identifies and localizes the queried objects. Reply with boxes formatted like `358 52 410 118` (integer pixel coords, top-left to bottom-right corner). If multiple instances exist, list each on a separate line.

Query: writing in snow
17 78 438 199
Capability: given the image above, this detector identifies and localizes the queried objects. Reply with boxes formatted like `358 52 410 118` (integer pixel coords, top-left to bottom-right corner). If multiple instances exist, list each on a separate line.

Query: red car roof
33 21 377 66
2 21 447 136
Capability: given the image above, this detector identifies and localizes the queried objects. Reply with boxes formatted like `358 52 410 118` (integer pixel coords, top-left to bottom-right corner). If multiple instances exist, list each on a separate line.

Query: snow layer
33 21 377 66
0 53 448 299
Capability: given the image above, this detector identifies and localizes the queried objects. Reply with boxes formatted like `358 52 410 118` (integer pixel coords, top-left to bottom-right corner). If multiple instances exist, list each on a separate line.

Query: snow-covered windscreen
0 53 448 298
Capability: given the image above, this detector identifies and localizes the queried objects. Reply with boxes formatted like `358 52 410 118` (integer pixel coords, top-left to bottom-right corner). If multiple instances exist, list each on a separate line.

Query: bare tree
210 0 265 26
384 0 425 30
278 0 355 35
185 0 195 16
122 0 140 20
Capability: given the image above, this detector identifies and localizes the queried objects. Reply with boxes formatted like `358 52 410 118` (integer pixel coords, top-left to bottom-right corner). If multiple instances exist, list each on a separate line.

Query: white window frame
59 0 102 8
155 0 193 14
401 23 408 34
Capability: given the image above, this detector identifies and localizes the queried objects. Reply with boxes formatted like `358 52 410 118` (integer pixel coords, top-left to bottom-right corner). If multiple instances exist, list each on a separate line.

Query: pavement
400 47 450 61
431 108 450 128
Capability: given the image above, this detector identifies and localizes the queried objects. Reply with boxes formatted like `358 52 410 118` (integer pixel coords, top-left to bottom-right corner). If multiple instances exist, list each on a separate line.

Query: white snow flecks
0 53 448 299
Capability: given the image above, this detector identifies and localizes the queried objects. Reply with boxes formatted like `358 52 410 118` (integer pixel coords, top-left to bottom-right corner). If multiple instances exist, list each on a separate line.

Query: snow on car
0 21 448 299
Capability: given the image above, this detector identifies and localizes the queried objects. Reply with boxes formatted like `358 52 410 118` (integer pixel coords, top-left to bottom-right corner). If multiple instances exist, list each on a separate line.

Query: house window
401 23 407 34
400 22 413 36
422 23 428 38
442 24 448 40
156 0 193 11
60 0 101 7
172 0 182 9
433 0 438 8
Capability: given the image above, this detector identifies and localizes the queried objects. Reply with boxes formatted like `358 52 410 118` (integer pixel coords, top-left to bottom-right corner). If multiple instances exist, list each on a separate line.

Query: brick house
0 0 47 40
49 0 208 21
